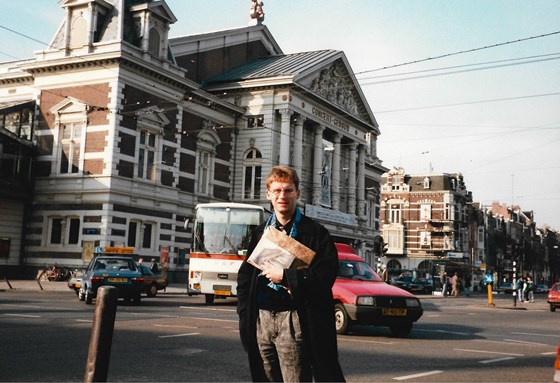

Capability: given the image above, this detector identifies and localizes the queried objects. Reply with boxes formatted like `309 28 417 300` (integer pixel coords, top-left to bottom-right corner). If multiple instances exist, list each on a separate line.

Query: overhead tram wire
357 54 560 86
355 30 560 75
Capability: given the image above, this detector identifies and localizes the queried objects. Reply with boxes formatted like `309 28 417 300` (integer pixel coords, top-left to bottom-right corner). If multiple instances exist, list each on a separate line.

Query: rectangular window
50 218 63 244
391 176 400 191
420 204 431 221
68 218 80 245
198 152 209 194
59 123 82 174
138 130 156 181
142 223 153 249
247 115 264 128
128 221 138 247
0 238 10 258
420 231 431 246
389 205 401 224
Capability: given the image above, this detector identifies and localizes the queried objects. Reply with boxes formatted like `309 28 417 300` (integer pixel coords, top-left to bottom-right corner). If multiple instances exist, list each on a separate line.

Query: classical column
292 115 305 175
347 142 357 215
357 144 366 218
312 125 325 205
332 134 341 210
279 109 293 166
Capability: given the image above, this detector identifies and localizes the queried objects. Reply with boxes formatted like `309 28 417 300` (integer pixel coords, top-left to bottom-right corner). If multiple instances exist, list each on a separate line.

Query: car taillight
132 278 144 284
91 276 104 283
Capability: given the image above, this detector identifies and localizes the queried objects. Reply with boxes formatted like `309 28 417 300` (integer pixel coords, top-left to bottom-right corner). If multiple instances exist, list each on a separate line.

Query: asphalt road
0 284 558 382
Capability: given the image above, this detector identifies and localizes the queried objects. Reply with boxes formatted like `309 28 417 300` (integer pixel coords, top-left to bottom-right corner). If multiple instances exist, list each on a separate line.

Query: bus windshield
193 206 263 255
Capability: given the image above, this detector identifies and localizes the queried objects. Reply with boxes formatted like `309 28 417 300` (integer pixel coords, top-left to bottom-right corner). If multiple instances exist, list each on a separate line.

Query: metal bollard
487 284 495 306
84 286 118 383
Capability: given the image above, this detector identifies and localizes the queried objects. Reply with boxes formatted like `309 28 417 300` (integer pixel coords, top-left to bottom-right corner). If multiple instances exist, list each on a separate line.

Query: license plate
382 308 407 316
107 278 128 283
214 290 231 296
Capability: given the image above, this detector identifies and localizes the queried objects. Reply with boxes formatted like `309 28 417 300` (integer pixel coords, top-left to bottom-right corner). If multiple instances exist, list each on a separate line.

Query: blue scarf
264 206 301 238
261 206 302 291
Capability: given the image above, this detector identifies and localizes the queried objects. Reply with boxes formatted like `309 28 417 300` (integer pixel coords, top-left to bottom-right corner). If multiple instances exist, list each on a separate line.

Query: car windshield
337 260 382 281
93 258 136 271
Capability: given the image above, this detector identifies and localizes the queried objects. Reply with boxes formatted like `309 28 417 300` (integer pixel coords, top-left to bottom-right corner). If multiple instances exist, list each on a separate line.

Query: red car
332 243 423 337
547 281 560 312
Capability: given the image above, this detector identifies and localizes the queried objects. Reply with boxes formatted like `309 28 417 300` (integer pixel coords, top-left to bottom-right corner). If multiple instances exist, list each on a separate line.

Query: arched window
243 148 262 200
387 259 402 272
70 16 88 48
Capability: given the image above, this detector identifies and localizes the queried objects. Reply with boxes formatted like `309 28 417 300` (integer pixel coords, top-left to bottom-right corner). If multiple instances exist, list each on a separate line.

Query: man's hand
262 261 284 284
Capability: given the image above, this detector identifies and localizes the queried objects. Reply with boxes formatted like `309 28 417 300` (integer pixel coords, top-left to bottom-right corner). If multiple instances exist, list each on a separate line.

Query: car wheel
205 294 215 305
390 322 413 337
85 289 93 305
551 305 556 312
147 284 158 297
334 303 350 335
78 288 85 301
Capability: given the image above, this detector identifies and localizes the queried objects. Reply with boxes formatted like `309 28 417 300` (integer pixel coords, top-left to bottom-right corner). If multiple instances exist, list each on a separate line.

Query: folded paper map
247 226 316 270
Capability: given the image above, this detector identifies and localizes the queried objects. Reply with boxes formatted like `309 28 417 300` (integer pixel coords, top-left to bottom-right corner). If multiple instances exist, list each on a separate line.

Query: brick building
0 0 386 279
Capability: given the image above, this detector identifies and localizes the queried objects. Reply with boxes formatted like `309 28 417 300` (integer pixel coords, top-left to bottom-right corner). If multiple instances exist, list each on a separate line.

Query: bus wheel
205 294 215 305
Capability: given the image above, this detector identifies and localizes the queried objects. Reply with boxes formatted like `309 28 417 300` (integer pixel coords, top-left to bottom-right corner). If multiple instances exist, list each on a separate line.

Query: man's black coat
237 214 345 382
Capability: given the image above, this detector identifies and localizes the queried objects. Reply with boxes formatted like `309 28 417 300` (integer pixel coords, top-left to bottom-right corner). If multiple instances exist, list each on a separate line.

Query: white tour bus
188 202 265 304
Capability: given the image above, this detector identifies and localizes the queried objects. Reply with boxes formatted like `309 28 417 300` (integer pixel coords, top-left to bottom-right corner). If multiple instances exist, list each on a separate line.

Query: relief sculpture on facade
310 62 359 117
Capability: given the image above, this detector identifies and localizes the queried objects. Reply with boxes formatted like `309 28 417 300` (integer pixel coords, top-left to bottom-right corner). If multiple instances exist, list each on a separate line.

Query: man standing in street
237 166 345 382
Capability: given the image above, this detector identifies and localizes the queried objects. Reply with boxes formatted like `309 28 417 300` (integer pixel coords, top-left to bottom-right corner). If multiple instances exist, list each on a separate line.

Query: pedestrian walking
441 272 449 297
465 275 472 297
527 277 535 303
517 276 525 302
451 272 459 297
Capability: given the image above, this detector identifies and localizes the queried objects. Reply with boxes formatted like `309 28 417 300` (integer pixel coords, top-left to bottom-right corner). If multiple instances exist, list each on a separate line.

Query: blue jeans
256 309 312 382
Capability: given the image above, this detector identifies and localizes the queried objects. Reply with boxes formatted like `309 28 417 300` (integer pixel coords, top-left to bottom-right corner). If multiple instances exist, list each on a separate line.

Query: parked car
78 256 144 305
547 281 560 312
395 275 434 294
332 243 423 337
137 264 167 297
497 282 515 294
67 269 84 295
535 284 550 294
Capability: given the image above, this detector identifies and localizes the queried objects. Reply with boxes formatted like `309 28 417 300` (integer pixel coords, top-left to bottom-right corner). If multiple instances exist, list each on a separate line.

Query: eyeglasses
268 188 297 196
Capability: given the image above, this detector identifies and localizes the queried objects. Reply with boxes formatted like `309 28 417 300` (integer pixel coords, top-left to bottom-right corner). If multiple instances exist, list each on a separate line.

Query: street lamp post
513 261 517 307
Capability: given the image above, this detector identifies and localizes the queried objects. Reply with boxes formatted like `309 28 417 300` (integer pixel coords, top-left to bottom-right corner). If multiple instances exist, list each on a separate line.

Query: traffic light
382 241 388 255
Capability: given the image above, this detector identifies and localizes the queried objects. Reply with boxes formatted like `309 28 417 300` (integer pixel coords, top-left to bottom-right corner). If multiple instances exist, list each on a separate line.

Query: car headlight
356 296 375 306
405 298 421 307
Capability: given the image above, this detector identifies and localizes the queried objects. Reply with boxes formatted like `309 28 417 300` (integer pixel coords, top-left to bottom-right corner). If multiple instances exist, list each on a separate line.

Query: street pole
513 261 517 307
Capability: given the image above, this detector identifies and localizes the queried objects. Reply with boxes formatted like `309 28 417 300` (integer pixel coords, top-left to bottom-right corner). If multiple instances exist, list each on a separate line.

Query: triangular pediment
297 56 376 127
135 106 170 133
130 1 177 24
50 97 87 115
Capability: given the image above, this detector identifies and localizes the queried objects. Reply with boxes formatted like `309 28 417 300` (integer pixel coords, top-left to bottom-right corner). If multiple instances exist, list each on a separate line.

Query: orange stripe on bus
189 253 246 261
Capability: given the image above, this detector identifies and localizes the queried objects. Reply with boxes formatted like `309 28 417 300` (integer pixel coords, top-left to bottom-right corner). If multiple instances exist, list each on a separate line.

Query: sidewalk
0 278 188 294
420 291 550 311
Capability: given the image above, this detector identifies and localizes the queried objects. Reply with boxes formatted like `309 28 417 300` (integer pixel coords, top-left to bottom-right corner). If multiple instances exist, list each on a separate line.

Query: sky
1 1 559 229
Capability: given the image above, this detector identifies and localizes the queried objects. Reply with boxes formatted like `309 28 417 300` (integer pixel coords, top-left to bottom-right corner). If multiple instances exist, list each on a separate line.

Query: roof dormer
59 0 113 53
129 1 177 61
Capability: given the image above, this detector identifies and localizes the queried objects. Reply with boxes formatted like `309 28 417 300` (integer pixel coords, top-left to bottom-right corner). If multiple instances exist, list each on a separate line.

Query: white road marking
2 313 41 318
154 324 197 329
393 370 443 380
75 319 93 323
454 348 523 356
338 338 396 345
479 357 515 364
503 338 548 346
159 333 200 338
180 305 236 312
513 331 560 338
